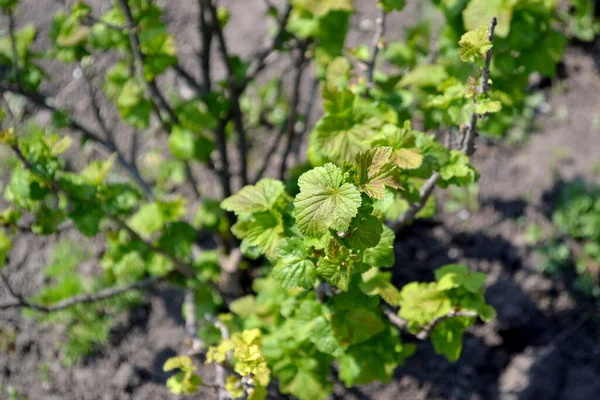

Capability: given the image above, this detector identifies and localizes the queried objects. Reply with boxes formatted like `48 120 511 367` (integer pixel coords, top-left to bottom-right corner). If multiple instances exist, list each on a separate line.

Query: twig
197 0 214 92
384 306 478 340
117 0 202 198
253 119 288 182
0 273 161 312
0 81 158 200
291 77 319 161
389 172 440 231
204 0 249 186
173 63 207 97
279 43 308 180
214 115 234 198
184 289 202 352
6 8 20 88
205 313 230 400
116 0 178 123
80 64 154 200
391 17 497 231
367 8 386 87
462 17 497 156
244 2 293 87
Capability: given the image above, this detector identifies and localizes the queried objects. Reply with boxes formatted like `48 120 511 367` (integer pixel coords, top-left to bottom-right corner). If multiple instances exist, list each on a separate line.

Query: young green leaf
459 25 493 65
222 179 285 215
294 163 361 236
271 238 317 289
354 147 402 199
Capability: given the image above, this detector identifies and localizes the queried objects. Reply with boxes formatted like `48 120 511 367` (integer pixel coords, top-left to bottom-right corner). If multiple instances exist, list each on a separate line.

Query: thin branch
117 0 202 198
80 64 155 200
116 0 178 123
384 306 479 340
197 0 213 92
462 17 497 156
244 3 293 87
173 63 207 97
291 77 319 161
253 119 288 182
391 17 497 231
204 0 249 186
279 43 308 180
367 8 386 87
0 273 161 312
184 289 202 352
214 115 234 198
389 172 440 231
0 81 160 201
6 8 21 88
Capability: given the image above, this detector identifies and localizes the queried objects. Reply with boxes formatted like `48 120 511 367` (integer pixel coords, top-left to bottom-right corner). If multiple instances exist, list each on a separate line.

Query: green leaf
317 258 350 291
438 150 479 187
462 0 513 38
430 317 472 362
0 230 12 267
363 225 395 268
163 355 195 372
291 0 354 17
359 268 401 305
222 179 285 215
475 98 502 115
459 25 492 65
391 148 423 170
435 264 486 293
348 215 382 251
379 0 405 12
244 211 284 259
294 163 361 236
354 147 402 199
399 64 448 88
70 203 103 237
331 307 385 346
398 282 452 329
168 126 214 162
271 238 317 289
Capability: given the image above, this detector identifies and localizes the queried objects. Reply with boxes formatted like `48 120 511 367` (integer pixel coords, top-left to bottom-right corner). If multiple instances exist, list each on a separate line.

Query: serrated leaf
430 317 472 362
222 179 285 215
359 269 401 305
399 64 448 88
435 264 487 293
459 25 493 65
348 215 383 250
475 98 502 115
163 355 194 372
291 0 354 16
462 0 513 38
50 136 72 155
354 147 402 199
272 238 317 289
363 225 395 268
438 150 479 188
391 148 423 170
317 258 350 291
398 282 452 329
294 164 361 236
331 307 385 346
243 211 284 259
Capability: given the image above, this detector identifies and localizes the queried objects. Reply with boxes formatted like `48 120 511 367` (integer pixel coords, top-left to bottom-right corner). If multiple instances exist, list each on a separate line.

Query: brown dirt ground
1 1 600 399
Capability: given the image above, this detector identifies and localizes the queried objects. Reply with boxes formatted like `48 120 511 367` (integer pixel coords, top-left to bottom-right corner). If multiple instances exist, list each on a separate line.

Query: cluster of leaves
374 0 598 139
529 180 600 299
0 0 579 398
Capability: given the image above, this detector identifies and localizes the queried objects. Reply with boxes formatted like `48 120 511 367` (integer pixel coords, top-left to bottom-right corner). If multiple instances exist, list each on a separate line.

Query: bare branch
6 8 21 88
184 289 202 353
367 8 386 87
204 0 249 186
384 306 479 340
80 64 155 200
462 17 497 156
389 172 440 231
244 3 293 86
0 273 161 312
197 0 214 92
253 120 288 182
291 77 319 161
279 43 308 180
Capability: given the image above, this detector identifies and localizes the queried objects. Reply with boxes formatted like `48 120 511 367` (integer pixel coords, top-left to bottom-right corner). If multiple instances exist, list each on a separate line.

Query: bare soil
1 1 600 399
